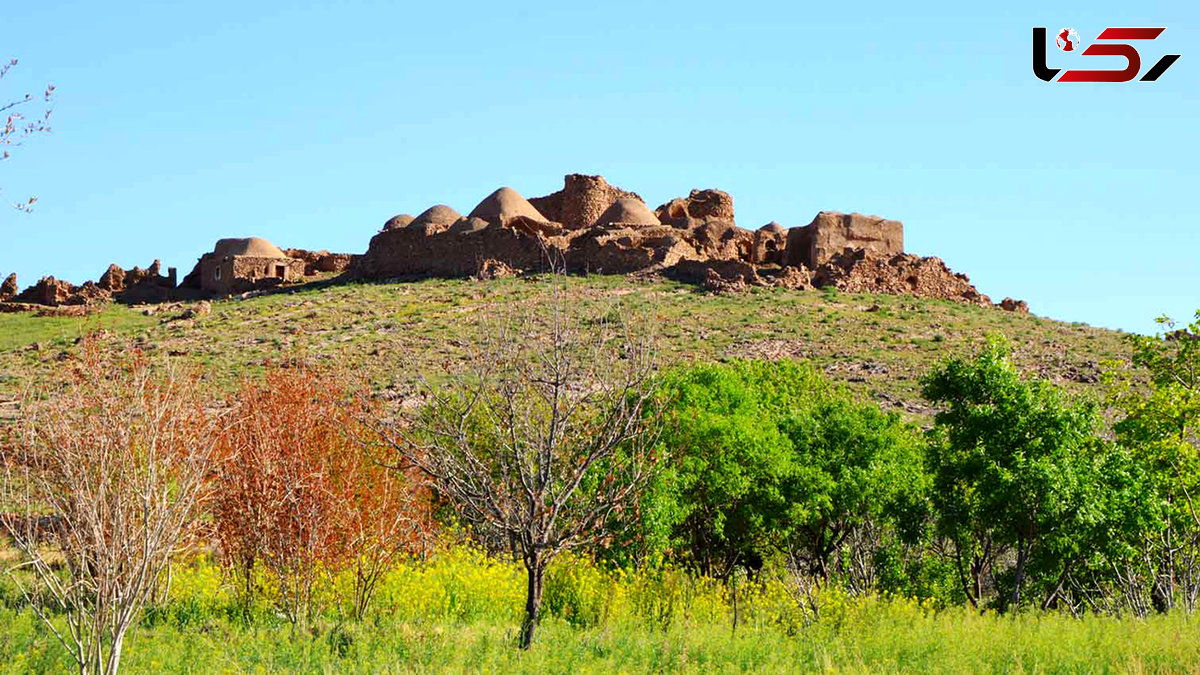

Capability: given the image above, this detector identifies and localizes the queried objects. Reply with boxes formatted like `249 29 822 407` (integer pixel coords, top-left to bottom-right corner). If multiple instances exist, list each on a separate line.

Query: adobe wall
199 255 304 295
785 212 903 268
352 223 566 279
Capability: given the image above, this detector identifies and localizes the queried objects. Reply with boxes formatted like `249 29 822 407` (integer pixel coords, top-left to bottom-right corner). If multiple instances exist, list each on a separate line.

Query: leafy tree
654 360 826 579
778 395 923 590
655 359 923 593
212 367 430 628
1107 311 1200 612
923 338 1157 611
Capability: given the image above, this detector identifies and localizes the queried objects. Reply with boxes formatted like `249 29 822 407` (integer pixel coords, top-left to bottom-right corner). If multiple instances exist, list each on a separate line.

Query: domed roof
383 213 415 231
212 237 287 259
759 221 786 234
449 217 490 234
596 198 660 227
468 187 547 224
410 205 462 230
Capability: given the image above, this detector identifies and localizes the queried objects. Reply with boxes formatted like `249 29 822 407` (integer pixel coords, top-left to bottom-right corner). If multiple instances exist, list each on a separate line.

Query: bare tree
1 58 54 211
378 281 662 648
0 342 218 675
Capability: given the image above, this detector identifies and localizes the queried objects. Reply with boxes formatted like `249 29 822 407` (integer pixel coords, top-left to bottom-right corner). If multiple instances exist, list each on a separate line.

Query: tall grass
1 544 1197 673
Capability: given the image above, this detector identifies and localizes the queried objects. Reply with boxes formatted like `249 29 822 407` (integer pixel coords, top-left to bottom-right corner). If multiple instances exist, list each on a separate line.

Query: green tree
655 360 819 579
1107 311 1200 612
655 359 923 592
923 338 1156 611
778 395 923 589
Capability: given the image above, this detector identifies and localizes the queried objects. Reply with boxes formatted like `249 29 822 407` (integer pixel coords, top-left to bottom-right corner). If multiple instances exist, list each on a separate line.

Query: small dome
759 222 786 234
468 187 547 224
212 237 287 259
383 214 415 230
596 198 660 227
410 205 463 232
449 217 490 234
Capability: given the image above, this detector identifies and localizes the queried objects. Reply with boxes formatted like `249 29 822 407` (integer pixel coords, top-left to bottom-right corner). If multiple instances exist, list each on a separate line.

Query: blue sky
1 0 1195 333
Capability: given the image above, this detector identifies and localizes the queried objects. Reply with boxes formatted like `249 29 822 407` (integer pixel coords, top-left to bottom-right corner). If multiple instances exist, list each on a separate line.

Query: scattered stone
1000 297 1029 313
473 259 517 280
178 301 212 320
814 250 991 307
771 264 813 290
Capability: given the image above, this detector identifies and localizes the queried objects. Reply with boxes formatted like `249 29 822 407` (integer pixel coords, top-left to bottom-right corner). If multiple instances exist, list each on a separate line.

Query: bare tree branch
372 276 663 648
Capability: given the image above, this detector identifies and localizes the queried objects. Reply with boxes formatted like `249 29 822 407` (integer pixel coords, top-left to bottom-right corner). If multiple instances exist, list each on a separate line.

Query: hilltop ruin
353 173 1021 309
0 172 1026 314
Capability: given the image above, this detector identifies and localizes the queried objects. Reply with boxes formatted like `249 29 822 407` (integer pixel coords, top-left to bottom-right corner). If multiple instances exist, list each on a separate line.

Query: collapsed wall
4 242 354 311
0 261 178 310
814 250 991 306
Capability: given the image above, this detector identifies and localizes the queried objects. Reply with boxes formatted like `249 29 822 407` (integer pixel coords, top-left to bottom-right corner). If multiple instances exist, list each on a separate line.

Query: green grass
0 610 1190 674
0 276 1130 420
0 549 1196 674
0 304 159 353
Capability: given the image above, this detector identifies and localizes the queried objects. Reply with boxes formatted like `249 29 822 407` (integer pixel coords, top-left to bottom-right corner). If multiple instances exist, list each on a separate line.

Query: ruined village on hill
0 173 1027 315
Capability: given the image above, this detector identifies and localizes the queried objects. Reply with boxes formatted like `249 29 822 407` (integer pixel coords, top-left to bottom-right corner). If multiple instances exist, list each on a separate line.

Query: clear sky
2 1 1195 334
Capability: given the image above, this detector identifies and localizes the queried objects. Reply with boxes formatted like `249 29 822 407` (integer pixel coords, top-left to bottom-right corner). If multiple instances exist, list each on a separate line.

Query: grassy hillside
0 275 1130 417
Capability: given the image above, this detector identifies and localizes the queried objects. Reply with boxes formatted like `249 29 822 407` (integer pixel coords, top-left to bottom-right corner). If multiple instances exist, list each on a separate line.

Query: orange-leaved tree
211 366 430 627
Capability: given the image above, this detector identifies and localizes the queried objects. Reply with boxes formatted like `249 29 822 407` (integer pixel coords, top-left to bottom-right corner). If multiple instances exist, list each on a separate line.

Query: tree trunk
1011 538 1028 611
105 629 126 675
519 561 545 650
1152 525 1175 614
